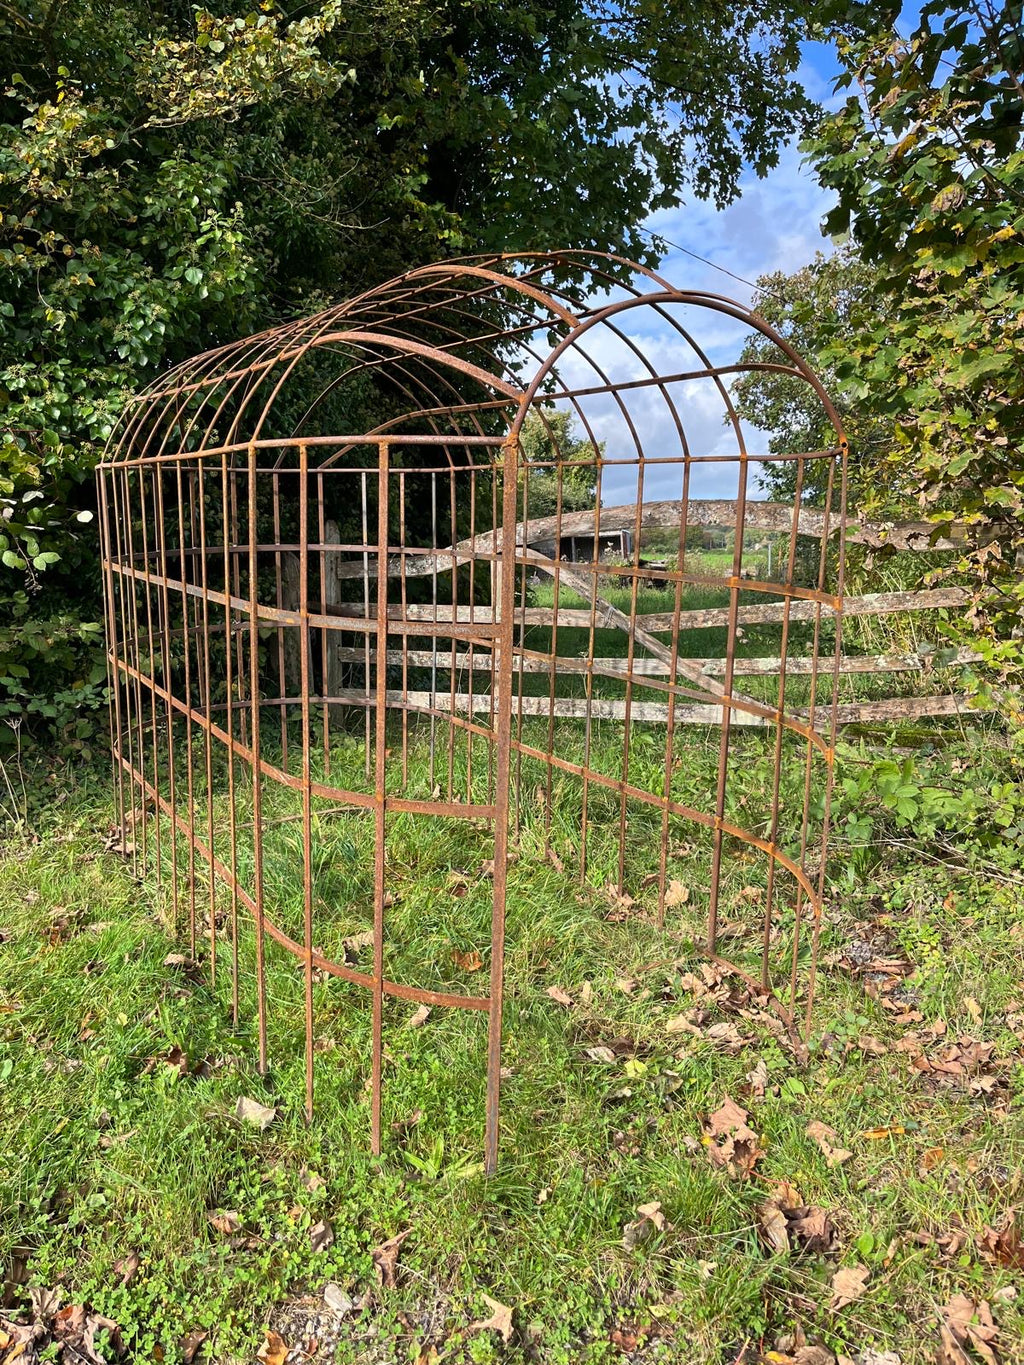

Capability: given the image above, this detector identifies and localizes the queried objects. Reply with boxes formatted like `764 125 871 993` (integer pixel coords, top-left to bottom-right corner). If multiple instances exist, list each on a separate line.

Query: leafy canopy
0 0 819 746
803 0 1024 671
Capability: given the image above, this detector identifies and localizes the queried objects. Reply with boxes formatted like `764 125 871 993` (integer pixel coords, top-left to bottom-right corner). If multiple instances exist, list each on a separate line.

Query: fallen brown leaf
585 1045 616 1063
257 1329 288 1365
622 1200 670 1249
470 1293 513 1344
181 1328 208 1364
112 1252 139 1288
545 985 573 1007
757 1184 835 1257
920 1146 945 1172
452 948 483 972
829 1263 869 1311
545 845 565 874
978 1212 1024 1270
407 1004 431 1029
309 1220 334 1253
793 1348 836 1365
805 1120 853 1167
664 879 690 908
861 1124 905 1140
941 1293 999 1365
235 1096 276 1130
704 1096 763 1179
207 1210 241 1235
372 1228 411 1288
745 1058 769 1097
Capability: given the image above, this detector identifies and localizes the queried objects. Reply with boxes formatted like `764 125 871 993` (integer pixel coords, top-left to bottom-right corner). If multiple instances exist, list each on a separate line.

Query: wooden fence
279 500 977 729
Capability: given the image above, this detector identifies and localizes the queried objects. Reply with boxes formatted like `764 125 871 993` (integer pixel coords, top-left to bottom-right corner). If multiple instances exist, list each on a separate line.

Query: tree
803 1 1024 673
732 245 896 509
0 0 827 745
519 407 600 521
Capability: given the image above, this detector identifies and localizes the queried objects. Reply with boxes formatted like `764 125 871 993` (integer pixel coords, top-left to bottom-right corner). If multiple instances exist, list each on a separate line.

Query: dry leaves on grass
622 1200 671 1250
469 1294 513 1344
703 1096 763 1179
257 1329 289 1365
907 1037 1004 1095
235 1096 277 1130
372 1229 411 1288
757 1183 836 1257
744 1057 769 1097
406 1004 431 1029
664 879 690 908
545 985 573 1007
309 1220 334 1253
939 1294 1000 1365
0 1292 127 1365
978 1212 1024 1270
805 1120 853 1167
207 1210 241 1235
602 883 635 921
829 1263 869 1312
451 948 483 973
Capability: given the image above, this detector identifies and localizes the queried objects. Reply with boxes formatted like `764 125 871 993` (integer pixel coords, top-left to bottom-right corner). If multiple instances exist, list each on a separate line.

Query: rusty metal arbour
98 251 848 1172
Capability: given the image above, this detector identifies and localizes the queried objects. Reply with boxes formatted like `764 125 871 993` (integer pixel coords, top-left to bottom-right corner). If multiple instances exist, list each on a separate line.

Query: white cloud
516 131 840 509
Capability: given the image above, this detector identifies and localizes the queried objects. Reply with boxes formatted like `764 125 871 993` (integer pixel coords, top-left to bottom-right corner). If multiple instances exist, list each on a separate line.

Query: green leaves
795 2 1024 667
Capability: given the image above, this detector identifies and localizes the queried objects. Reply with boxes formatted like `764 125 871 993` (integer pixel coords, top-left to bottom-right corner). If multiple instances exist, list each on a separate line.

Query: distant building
527 529 635 562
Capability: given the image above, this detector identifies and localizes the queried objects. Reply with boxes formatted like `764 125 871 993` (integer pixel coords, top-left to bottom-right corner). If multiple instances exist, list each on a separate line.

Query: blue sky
550 45 847 506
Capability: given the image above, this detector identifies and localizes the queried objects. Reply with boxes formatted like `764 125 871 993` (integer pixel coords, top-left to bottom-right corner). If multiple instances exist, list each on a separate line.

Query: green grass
2 721 1023 1365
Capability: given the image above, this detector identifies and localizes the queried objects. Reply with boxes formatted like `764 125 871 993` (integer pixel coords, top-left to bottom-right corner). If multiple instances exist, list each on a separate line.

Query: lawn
2 713 1023 1365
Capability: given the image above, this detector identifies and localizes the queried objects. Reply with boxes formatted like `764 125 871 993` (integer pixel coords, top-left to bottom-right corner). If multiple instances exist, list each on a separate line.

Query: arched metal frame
98 252 848 1172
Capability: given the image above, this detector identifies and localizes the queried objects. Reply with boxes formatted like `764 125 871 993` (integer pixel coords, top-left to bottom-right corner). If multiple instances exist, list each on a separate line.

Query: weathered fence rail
298 504 975 730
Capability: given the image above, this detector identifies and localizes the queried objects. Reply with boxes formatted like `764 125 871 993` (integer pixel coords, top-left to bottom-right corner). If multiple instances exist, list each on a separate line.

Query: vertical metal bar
174 460 197 954
789 451 839 1011
429 472 438 790
152 467 179 931
579 447 604 883
247 445 268 1072
196 462 217 987
487 462 498 807
273 470 289 770
805 439 849 1033
467 467 476 803
361 471 372 783
617 448 648 894
97 469 127 862
299 443 315 1119
656 444 692 927
543 434 565 850
371 442 390 1154
706 441 751 952
399 470 409 789
512 442 530 840
485 432 518 1175
761 456 808 987
221 452 240 1025
120 466 145 881
317 472 330 776
136 467 163 895
447 468 458 800
230 467 248 751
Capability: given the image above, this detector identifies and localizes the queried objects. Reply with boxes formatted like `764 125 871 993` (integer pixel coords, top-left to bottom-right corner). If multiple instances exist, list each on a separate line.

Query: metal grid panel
98 252 848 1171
